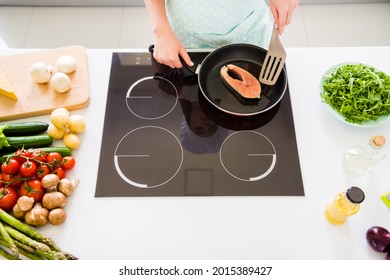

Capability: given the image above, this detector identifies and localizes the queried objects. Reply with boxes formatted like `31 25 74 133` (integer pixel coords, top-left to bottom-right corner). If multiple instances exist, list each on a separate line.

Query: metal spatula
259 24 286 85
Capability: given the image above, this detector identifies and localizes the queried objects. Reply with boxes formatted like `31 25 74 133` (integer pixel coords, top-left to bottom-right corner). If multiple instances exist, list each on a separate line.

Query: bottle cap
346 186 365 204
369 135 386 149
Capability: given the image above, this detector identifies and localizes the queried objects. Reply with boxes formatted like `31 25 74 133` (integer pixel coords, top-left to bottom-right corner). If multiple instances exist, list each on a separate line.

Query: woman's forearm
144 0 173 36
143 0 193 68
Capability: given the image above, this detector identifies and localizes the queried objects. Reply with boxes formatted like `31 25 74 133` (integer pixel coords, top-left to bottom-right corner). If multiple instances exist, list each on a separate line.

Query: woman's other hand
269 0 300 34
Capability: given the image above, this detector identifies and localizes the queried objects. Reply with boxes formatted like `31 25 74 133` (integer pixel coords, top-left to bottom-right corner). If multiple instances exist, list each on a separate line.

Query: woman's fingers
270 0 299 34
153 44 192 69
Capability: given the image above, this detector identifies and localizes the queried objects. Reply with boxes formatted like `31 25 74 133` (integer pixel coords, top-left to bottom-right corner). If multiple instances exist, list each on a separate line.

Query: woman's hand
269 0 300 34
153 30 193 69
144 0 192 68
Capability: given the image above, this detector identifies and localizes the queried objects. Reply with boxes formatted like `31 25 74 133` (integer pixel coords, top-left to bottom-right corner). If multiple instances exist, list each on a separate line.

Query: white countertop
1 46 390 260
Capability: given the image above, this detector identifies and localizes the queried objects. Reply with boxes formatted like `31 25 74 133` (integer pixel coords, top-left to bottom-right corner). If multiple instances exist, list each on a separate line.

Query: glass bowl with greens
320 62 390 127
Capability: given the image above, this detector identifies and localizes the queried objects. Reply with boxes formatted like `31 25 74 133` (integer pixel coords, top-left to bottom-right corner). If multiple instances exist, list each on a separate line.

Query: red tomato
0 173 4 188
53 167 66 179
35 164 51 180
31 150 47 163
61 156 76 170
20 179 45 202
46 152 63 165
0 187 19 211
19 161 38 178
1 173 23 189
1 158 20 175
13 149 32 165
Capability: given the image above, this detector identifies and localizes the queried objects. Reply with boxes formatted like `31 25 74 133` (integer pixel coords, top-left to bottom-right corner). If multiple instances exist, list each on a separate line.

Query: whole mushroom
42 191 67 210
16 196 35 212
48 208 67 225
30 62 52 83
24 203 49 227
50 72 71 93
56 55 76 74
41 174 60 192
58 178 74 197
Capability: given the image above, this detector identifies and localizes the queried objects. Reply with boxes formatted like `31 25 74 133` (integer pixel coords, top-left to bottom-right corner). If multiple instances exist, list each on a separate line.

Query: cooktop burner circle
114 126 183 188
126 76 178 120
219 131 276 182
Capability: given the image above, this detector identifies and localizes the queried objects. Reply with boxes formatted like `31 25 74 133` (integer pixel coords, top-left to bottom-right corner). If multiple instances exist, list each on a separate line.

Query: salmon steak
220 64 261 102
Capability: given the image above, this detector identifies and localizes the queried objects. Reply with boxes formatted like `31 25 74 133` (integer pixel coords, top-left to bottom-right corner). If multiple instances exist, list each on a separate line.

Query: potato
51 107 69 116
68 114 86 134
51 108 70 130
63 132 81 150
47 123 66 139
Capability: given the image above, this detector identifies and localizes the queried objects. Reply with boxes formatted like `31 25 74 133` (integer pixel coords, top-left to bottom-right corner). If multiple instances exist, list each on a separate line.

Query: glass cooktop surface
95 51 304 197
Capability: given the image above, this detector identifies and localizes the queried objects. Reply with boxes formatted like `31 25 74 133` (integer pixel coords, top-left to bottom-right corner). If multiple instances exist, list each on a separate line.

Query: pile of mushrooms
13 175 79 227
30 55 76 93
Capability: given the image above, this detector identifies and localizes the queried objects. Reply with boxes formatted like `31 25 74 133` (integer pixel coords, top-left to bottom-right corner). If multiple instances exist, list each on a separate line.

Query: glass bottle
342 135 386 176
325 186 365 225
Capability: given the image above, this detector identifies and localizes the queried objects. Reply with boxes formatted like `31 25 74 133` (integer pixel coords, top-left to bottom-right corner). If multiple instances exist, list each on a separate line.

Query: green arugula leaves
321 63 390 124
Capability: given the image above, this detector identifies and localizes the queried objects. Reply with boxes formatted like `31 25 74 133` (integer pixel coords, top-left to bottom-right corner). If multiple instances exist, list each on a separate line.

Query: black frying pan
150 43 287 117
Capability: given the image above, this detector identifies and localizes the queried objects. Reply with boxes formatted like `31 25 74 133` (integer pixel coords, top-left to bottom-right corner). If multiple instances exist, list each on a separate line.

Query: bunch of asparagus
0 208 77 260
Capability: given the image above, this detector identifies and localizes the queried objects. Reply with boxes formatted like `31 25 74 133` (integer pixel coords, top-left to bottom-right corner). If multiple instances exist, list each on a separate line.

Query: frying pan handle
149 44 200 74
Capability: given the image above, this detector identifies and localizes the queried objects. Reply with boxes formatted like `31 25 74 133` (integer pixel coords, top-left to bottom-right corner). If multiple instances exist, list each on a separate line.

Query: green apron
166 0 272 49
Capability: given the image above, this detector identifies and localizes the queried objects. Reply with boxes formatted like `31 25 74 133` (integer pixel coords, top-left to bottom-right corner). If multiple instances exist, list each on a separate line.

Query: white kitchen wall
0 2 389 48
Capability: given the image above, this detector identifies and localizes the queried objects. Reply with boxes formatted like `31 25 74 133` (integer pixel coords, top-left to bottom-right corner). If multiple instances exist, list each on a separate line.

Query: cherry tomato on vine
1 173 23 189
35 164 51 180
1 158 20 175
53 167 66 179
31 150 47 163
61 156 76 170
14 149 32 164
0 186 19 211
19 161 38 178
46 152 63 165
0 173 4 188
20 179 45 202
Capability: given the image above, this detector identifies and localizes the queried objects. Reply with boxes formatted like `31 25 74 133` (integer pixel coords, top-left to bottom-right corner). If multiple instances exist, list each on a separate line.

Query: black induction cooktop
95 51 304 197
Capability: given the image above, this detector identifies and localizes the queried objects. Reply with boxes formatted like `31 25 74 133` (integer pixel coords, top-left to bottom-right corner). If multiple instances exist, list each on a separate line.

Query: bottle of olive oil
325 186 365 225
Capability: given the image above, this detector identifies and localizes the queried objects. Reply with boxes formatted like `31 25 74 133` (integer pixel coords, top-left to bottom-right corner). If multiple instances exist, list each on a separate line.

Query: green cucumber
35 147 72 156
1 121 49 136
3 135 53 151
0 146 72 163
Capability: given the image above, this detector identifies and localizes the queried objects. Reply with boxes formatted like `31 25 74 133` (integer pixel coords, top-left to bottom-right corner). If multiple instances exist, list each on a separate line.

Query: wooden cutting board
0 45 90 121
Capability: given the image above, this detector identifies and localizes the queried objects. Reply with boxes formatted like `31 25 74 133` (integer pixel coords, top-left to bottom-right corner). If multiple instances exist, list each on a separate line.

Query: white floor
0 3 389 49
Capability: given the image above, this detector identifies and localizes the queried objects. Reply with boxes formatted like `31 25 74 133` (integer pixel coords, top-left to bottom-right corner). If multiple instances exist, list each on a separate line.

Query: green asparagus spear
0 208 77 260
0 244 19 260
0 238 42 260
49 243 78 260
0 220 18 258
0 208 55 247
16 246 44 260
35 248 67 260
4 224 51 252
